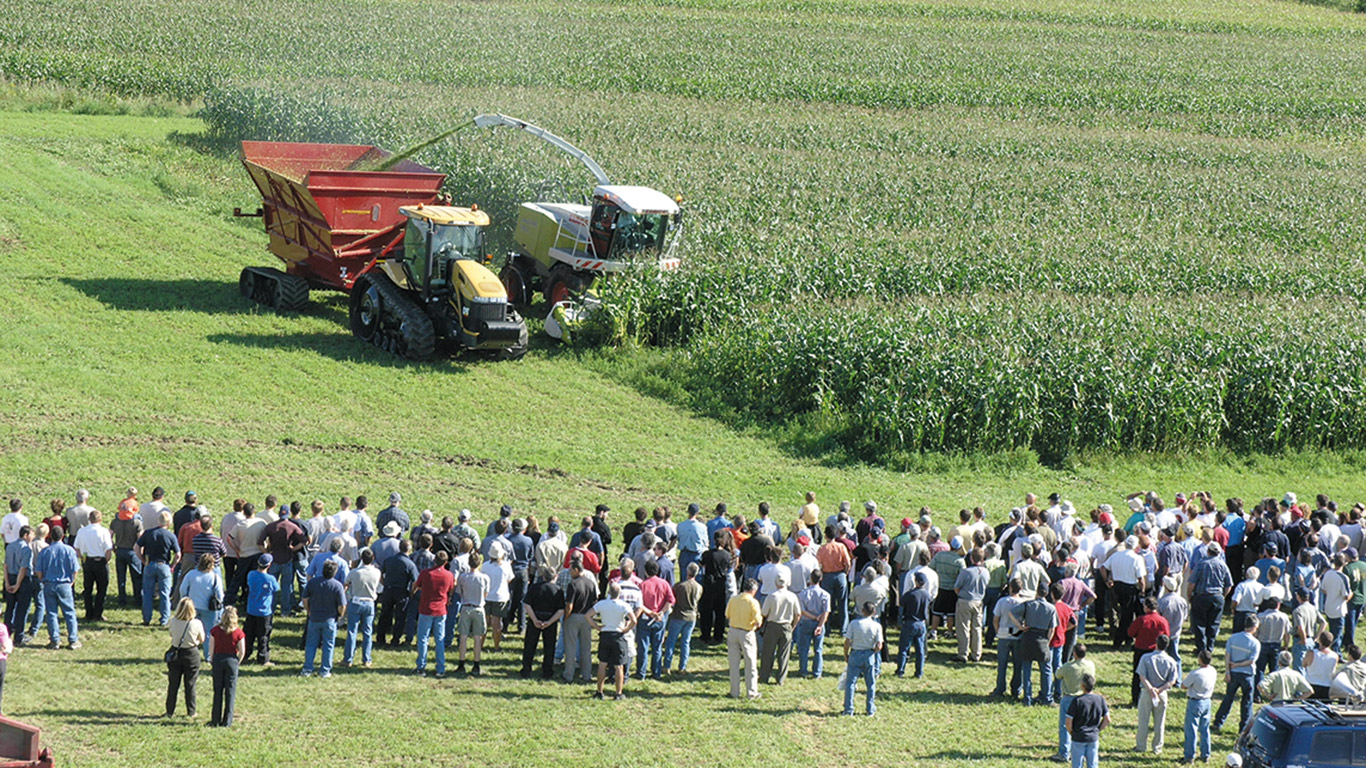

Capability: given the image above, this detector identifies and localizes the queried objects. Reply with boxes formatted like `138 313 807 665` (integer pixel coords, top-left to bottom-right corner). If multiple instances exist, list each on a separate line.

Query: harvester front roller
348 273 435 360
239 267 309 311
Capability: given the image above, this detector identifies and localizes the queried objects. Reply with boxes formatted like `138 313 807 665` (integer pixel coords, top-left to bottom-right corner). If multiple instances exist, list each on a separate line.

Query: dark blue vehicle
1237 701 1366 768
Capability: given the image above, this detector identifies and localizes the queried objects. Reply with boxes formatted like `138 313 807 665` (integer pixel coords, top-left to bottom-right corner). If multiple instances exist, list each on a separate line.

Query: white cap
458 509 470 521
864 500 878 513
1127 498 1144 513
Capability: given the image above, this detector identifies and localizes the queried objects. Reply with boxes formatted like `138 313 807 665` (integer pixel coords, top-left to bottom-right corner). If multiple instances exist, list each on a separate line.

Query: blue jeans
636 617 666 679
678 551 701 576
1075 605 1088 640
1057 694 1076 759
1347 603 1364 650
345 600 375 665
1256 642 1281 689
794 618 824 678
1071 740 1098 768
1292 642 1310 672
994 637 1019 696
304 618 337 675
42 582 77 645
1214 672 1254 733
842 648 878 715
1184 697 1211 761
1329 616 1345 652
415 613 446 674
198 608 221 659
897 619 926 677
26 579 44 637
142 562 173 625
443 597 460 649
269 562 296 617
821 573 849 634
662 618 694 672
1050 645 1065 701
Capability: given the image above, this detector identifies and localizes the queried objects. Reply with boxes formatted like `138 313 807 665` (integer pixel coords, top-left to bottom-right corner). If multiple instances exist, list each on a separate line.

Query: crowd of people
2 485 1364 766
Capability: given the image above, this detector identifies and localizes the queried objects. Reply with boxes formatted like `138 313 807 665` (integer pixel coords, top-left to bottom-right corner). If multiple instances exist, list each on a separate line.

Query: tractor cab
587 185 681 261
398 204 491 294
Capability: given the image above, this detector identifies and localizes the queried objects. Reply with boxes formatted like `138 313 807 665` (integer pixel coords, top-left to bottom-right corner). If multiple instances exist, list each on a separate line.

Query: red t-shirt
417 567 455 616
563 547 600 575
1052 601 1074 648
1212 526 1230 548
210 626 244 656
1127 612 1171 651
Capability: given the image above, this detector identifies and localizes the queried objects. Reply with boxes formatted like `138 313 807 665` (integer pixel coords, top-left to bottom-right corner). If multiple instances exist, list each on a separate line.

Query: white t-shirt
73 524 113 558
1323 570 1352 620
481 560 512 602
457 570 490 605
1306 648 1341 687
0 512 28 544
593 598 632 632
757 562 790 596
904 565 938 597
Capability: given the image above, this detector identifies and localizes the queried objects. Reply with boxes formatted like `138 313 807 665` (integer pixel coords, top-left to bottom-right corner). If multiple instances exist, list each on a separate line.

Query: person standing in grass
1180 650 1218 765
342 548 380 668
137 510 180 627
897 571 931 678
954 548 989 663
111 499 144 608
34 526 80 650
455 551 490 676
244 554 279 666
562 556 597 683
794 569 831 679
4 526 34 645
1213 614 1261 734
700 529 737 644
588 581 635 700
26 524 48 641
758 571 798 685
412 550 454 678
1135 634 1179 756
1065 673 1110 768
1053 644 1096 764
0 617 11 714
816 527 852 635
208 606 244 728
636 558 674 680
0 499 27 546
165 597 204 718
662 562 702 676
520 565 563 679
726 578 763 700
179 554 224 660
300 559 346 679
841 600 884 716
72 509 112 622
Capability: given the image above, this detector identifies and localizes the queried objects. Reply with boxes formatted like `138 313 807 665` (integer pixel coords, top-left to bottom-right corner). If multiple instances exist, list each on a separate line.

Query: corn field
4 0 1366 460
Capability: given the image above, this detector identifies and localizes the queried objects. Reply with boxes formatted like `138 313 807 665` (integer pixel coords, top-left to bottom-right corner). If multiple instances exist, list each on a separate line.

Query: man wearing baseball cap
244 553 280 665
376 493 409 537
451 510 480 552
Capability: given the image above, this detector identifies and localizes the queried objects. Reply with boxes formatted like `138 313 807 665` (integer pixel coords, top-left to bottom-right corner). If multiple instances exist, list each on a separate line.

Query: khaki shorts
458 606 487 637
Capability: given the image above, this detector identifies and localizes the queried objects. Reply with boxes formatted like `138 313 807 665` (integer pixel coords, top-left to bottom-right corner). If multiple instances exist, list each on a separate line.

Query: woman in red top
209 607 245 727
45 499 66 544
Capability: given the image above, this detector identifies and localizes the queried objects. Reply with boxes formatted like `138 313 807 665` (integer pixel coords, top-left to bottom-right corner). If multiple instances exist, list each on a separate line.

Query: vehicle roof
399 205 490 226
1262 701 1366 728
594 185 679 215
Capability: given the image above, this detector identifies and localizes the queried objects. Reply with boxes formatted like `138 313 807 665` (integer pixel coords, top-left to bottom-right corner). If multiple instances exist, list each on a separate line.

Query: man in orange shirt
817 527 852 634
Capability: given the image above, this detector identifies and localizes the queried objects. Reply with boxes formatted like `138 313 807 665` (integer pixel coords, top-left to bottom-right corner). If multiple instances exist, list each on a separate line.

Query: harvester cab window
589 202 618 259
611 212 667 257
404 219 430 288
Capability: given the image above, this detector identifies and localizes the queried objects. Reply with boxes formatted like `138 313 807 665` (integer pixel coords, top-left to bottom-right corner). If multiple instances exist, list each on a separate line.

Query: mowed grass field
0 106 1362 767
0 0 1365 763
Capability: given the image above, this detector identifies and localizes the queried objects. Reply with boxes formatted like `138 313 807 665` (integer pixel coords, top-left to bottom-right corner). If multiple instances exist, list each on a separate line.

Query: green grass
0 108 1361 767
5 0 1366 457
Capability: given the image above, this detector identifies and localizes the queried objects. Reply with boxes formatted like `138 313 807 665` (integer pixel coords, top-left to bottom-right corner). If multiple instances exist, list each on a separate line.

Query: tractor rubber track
368 272 436 361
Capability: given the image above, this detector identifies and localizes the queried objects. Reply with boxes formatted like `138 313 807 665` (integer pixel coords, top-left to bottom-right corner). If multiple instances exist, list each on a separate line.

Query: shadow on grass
62 277 260 315
31 709 186 726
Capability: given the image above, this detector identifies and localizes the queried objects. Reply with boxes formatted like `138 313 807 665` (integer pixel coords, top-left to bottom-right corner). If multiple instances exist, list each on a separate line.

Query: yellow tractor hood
453 258 507 300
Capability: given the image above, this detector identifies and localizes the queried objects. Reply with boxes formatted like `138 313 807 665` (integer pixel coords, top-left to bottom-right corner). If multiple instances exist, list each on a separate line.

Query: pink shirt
0 623 12 661
639 576 676 615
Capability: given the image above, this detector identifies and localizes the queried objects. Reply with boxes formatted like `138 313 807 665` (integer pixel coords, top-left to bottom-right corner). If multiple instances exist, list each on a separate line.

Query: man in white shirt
72 509 114 621
588 582 636 700
788 543 819 596
1 500 28 545
1323 554 1353 650
1105 537 1147 649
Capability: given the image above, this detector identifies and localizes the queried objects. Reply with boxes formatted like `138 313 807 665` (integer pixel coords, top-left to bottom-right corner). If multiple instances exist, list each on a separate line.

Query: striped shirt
192 531 227 563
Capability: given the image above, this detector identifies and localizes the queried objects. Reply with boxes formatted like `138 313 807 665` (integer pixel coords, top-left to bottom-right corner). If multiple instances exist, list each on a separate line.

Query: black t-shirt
524 581 564 621
702 549 733 585
565 574 598 615
740 537 770 567
1067 693 1108 743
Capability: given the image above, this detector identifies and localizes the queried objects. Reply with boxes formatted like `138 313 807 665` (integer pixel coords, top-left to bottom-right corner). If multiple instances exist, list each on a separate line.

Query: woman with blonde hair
165 597 205 718
209 606 245 727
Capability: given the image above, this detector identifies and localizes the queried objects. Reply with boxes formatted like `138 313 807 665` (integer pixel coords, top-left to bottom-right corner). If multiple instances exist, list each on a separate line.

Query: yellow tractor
349 204 528 360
